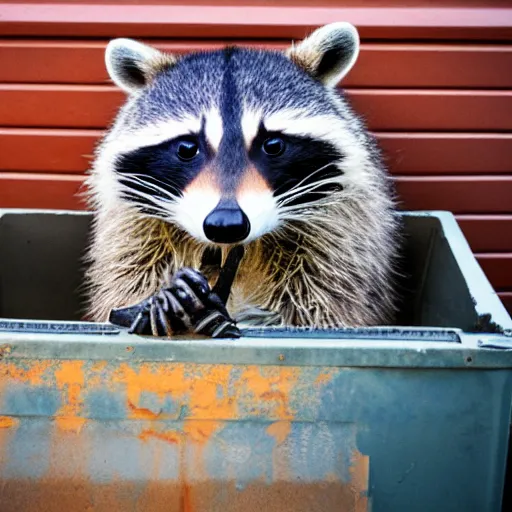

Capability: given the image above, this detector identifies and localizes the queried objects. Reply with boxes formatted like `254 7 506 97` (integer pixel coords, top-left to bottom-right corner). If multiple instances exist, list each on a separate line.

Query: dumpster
0 208 511 512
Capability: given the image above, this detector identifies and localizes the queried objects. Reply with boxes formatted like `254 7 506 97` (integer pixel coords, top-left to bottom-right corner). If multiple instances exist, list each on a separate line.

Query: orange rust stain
112 363 305 452
2 361 53 386
115 363 302 424
315 371 333 385
54 361 86 432
186 366 234 420
115 364 236 443
87 361 109 388
139 429 181 444
324 471 340 482
349 449 370 512
55 360 85 389
128 401 161 420
242 366 299 420
266 420 291 445
0 416 18 429
91 361 108 372
113 363 188 407
183 420 222 445
56 416 87 433
181 481 193 512
260 390 287 402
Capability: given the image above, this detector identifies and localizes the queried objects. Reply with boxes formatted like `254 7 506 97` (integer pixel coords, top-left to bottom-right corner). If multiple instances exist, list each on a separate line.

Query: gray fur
86 23 401 329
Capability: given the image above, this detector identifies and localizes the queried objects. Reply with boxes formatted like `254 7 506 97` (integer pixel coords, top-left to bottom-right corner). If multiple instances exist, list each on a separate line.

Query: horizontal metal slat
394 176 512 214
2 85 512 132
1 129 511 176
1 173 511 214
2 40 512 88
498 292 512 315
1 3 511 40
378 133 512 175
476 254 512 290
456 216 512 253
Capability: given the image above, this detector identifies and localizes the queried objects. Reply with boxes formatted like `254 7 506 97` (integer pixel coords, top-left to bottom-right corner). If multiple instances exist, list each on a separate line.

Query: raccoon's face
102 23 360 245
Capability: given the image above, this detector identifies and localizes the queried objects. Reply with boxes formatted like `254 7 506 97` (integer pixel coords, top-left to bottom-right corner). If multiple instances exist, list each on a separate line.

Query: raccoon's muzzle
203 198 250 244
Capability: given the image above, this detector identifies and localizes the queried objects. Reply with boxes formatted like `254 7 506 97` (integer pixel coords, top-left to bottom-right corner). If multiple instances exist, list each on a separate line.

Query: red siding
0 0 511 314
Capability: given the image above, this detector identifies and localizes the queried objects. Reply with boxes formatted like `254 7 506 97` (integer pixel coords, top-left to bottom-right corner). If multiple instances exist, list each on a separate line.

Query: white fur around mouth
172 190 221 244
236 191 280 243
173 190 279 245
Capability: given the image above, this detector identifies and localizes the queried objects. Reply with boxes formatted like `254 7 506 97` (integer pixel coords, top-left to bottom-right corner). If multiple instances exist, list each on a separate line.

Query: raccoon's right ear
105 38 176 94
286 22 360 87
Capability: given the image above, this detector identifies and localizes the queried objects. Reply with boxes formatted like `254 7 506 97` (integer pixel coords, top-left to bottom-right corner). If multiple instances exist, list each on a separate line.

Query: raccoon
85 22 401 336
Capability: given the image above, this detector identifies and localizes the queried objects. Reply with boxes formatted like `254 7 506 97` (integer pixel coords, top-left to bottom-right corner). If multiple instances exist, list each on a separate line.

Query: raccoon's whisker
118 182 166 205
274 167 332 200
118 182 176 217
123 173 182 197
274 161 340 197
118 194 165 216
278 191 338 210
125 204 169 222
279 199 339 214
277 177 342 208
119 174 180 200
273 162 340 200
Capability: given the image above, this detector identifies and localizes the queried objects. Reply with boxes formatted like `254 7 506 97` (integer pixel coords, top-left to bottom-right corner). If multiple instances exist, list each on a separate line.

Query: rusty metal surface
1 355 511 511
0 359 369 511
0 210 511 510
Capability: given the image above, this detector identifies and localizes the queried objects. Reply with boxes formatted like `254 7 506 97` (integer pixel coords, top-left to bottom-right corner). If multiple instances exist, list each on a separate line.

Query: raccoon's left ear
286 22 360 87
105 38 176 94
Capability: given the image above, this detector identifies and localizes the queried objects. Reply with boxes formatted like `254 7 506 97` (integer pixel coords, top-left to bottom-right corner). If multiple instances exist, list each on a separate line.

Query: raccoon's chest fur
85 23 402 330
191 242 284 327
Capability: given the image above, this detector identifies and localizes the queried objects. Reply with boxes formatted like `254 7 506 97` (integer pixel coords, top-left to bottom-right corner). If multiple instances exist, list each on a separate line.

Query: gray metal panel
1 209 511 511
0 358 510 512
0 208 511 332
402 211 512 331
0 209 91 321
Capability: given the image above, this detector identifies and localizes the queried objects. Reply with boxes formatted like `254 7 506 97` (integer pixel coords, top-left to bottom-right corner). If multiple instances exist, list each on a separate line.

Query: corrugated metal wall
0 0 511 314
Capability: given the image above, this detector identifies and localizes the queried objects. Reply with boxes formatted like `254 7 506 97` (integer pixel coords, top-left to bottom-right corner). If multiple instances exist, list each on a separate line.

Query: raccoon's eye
177 140 199 161
263 137 285 156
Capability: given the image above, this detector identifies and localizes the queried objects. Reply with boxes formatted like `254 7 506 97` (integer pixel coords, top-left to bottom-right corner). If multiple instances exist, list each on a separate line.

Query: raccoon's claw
109 267 241 338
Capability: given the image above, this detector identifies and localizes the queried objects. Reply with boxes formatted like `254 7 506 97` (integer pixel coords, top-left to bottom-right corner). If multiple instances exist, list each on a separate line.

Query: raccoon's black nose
203 200 250 244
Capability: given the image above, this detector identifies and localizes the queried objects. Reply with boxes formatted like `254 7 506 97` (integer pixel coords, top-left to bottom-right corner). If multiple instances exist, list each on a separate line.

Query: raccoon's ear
286 22 360 87
105 38 176 94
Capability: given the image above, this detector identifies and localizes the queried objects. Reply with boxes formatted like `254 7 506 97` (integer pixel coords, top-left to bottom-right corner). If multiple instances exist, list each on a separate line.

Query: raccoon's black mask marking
114 130 210 208
114 46 345 215
249 126 344 203
115 130 342 208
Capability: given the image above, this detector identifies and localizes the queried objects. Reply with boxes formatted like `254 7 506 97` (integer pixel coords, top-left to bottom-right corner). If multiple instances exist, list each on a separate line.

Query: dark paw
109 267 241 338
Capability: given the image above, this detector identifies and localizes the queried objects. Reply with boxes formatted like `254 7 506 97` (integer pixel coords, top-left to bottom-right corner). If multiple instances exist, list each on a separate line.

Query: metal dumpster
0 209 511 512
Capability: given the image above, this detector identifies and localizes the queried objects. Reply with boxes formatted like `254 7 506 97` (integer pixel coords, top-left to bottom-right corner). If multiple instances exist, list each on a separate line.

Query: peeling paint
0 359 370 511
2 361 53 386
139 429 180 444
54 361 86 432
243 367 299 420
128 400 162 420
314 371 333 385
0 416 18 429
266 420 291 445
349 449 370 512
55 416 87 433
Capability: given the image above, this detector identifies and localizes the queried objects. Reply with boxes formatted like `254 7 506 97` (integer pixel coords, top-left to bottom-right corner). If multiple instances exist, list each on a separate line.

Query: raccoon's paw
109 268 241 339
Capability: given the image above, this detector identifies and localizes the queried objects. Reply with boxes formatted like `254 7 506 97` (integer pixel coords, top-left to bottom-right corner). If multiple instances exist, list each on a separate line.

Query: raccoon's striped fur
85 23 401 329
